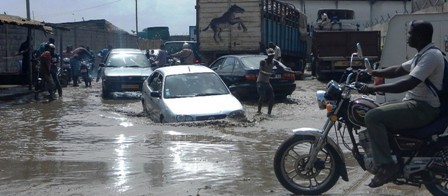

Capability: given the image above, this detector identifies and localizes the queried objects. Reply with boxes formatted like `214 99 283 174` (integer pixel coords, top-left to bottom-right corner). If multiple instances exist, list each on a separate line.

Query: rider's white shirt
402 43 444 108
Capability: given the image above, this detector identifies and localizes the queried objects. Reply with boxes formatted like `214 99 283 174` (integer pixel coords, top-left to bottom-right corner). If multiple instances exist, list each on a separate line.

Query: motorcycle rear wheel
424 145 448 195
60 78 68 87
274 135 341 195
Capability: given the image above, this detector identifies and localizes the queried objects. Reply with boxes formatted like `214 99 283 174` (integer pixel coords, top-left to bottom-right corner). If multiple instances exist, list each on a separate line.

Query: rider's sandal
368 163 399 188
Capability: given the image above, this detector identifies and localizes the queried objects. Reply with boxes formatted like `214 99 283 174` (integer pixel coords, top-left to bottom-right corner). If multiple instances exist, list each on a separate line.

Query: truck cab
311 9 381 81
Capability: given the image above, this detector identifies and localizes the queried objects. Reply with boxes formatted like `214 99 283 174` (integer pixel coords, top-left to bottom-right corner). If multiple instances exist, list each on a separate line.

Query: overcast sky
2 0 196 35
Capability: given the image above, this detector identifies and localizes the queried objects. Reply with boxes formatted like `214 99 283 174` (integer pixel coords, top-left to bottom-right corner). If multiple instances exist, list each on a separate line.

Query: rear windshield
164 42 198 55
240 56 283 69
107 53 150 67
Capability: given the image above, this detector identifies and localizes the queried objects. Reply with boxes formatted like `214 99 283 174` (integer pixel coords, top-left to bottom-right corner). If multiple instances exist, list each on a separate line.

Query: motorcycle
80 59 93 87
59 57 71 87
273 43 448 195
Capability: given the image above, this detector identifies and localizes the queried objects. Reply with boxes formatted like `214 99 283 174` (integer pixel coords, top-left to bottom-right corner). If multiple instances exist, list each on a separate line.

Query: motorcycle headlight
324 80 342 100
316 90 326 110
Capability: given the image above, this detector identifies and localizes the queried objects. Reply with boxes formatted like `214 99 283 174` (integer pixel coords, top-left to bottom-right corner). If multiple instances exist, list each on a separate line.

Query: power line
36 0 122 20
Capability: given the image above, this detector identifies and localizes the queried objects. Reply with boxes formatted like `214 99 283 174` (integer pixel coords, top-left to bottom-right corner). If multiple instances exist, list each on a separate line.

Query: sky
2 0 196 35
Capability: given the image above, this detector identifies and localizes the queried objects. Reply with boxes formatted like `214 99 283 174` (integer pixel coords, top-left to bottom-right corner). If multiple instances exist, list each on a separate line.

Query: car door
145 72 163 121
229 58 248 85
213 57 237 86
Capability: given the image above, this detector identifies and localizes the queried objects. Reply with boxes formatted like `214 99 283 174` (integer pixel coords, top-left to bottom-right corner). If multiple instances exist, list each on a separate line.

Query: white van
374 12 448 103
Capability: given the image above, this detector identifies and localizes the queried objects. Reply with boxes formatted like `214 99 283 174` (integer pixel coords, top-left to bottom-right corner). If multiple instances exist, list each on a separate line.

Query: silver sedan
141 65 245 123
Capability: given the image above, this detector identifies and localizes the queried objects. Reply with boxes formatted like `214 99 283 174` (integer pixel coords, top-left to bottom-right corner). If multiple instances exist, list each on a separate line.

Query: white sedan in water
141 65 245 123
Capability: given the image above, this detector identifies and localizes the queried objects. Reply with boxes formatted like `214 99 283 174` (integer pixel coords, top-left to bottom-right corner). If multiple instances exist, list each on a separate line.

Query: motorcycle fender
292 127 349 181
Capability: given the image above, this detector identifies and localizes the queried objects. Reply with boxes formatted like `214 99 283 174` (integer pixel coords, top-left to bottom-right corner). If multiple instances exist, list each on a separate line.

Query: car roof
109 48 143 54
164 41 196 44
213 54 289 70
219 54 266 58
156 65 214 76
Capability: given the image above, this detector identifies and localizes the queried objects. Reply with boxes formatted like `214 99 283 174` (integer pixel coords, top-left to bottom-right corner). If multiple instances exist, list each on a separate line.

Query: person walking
256 48 285 115
96 45 112 82
359 20 444 188
156 44 168 67
48 44 62 97
38 44 56 100
171 42 194 65
16 37 31 83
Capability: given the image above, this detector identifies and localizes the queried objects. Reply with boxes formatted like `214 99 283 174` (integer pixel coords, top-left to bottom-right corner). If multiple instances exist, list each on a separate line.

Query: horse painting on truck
197 0 309 78
202 4 247 43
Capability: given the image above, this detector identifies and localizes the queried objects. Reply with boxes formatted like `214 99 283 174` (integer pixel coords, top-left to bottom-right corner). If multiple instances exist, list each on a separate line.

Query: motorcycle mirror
356 43 364 59
364 58 373 75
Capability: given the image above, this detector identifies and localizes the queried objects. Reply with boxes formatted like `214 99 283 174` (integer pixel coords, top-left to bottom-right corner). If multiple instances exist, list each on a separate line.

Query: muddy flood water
0 76 431 196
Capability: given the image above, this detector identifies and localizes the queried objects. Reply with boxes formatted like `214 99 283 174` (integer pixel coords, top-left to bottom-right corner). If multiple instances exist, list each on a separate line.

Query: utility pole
135 0 139 48
26 0 32 90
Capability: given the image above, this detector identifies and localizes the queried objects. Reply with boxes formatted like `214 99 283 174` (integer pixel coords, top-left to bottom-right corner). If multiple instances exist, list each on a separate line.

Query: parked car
141 65 244 123
163 41 202 64
208 54 296 100
99 48 153 98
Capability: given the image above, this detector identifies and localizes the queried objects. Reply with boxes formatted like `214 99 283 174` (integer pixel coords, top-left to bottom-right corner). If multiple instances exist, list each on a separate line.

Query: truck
372 12 448 103
196 0 308 78
311 9 381 81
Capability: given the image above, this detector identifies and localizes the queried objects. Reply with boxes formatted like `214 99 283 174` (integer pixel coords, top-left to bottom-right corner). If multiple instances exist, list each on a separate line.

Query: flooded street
0 77 431 196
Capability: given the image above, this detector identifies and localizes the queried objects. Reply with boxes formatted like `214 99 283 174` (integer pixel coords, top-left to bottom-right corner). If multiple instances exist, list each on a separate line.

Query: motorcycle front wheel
274 135 341 195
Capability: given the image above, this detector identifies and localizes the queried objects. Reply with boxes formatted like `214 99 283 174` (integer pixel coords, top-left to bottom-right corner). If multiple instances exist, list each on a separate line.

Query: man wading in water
256 48 285 115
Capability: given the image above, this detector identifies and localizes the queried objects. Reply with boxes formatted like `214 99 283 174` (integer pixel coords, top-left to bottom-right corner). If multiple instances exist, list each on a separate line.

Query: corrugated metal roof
0 14 52 33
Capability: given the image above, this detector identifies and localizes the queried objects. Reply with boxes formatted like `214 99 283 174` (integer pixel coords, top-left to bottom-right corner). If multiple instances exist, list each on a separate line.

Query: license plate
274 74 281 79
122 84 139 89
80 69 87 73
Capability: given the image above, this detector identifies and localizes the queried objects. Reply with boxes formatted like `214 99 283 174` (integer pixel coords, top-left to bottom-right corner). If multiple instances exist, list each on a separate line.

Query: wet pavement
0 84 33 101
0 78 432 196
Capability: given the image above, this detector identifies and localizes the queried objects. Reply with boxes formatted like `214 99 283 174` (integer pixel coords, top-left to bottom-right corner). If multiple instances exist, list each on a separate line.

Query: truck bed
312 31 381 58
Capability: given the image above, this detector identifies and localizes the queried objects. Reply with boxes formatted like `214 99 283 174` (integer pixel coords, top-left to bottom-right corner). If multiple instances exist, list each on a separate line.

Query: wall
0 19 159 75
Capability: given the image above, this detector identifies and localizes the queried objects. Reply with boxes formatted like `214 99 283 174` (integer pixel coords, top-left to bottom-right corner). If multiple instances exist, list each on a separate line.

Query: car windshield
106 53 150 67
163 73 229 98
240 56 283 69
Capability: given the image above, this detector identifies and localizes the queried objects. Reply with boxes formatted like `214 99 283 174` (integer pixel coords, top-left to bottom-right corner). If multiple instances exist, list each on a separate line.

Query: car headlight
228 110 245 118
176 115 194 122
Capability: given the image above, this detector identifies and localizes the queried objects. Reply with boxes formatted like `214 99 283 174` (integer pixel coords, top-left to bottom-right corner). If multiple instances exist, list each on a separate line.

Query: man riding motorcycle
359 20 444 188
49 44 62 97
70 46 94 87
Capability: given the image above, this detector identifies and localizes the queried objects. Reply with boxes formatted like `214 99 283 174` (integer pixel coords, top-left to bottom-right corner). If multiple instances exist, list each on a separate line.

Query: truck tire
315 66 328 81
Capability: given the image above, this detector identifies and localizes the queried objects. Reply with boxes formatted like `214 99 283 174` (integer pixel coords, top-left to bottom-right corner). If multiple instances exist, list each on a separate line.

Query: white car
141 65 245 123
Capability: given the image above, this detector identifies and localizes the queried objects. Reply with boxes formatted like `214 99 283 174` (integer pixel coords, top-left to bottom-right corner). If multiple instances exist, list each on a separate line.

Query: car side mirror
150 91 161 98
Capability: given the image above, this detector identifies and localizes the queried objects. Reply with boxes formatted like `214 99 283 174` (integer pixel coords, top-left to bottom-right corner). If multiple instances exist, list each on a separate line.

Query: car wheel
102 86 111 98
275 94 288 101
142 99 149 115
159 115 166 123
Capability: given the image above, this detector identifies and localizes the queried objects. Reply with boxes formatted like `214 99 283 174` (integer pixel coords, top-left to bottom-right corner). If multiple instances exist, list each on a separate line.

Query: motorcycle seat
395 116 448 138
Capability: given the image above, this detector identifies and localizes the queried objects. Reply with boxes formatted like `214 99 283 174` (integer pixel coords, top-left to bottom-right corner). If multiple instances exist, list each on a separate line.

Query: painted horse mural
202 4 247 43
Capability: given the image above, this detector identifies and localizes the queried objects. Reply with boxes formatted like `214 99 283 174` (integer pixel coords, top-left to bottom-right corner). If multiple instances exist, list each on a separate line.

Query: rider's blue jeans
365 99 439 165
70 58 80 85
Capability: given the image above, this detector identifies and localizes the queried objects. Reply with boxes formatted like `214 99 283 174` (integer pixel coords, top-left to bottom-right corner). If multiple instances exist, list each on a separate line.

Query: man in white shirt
359 20 444 188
